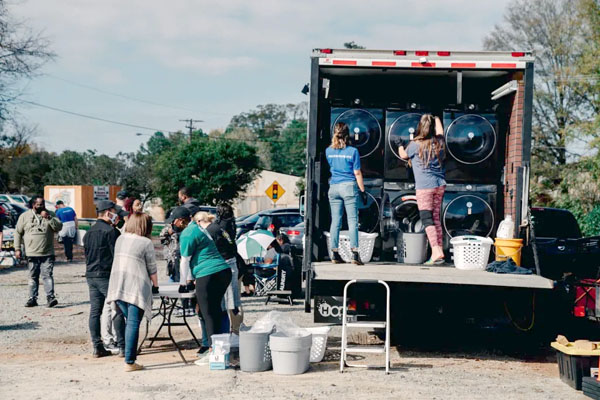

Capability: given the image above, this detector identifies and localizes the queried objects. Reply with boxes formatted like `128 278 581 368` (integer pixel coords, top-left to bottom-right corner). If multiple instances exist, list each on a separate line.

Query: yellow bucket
494 238 524 266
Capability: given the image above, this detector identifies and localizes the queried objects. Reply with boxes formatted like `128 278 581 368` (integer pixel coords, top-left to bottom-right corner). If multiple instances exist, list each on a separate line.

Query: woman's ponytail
331 122 349 149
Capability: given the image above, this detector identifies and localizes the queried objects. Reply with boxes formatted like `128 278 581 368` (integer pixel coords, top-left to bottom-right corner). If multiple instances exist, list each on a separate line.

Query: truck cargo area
312 262 554 289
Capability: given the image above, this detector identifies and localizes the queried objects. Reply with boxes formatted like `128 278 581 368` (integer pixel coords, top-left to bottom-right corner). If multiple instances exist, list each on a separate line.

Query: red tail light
415 51 429 56
393 50 406 56
511 52 525 57
437 51 451 56
268 224 275 232
574 305 586 317
287 230 300 236
320 48 333 54
348 299 357 311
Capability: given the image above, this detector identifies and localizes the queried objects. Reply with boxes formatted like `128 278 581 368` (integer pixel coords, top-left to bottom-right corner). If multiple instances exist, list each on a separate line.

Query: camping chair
266 253 295 306
252 254 279 296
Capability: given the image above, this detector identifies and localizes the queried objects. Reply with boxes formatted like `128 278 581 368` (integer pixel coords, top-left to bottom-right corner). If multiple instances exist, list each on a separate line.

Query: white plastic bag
248 311 309 337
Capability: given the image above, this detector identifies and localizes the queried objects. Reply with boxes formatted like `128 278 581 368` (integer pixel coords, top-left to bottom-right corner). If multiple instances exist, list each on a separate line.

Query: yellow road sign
265 181 285 203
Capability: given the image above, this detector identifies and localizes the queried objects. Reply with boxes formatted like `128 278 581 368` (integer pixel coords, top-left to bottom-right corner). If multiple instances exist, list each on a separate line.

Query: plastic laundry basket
397 232 428 264
304 326 331 363
269 332 312 375
450 235 494 270
324 231 378 263
239 329 272 372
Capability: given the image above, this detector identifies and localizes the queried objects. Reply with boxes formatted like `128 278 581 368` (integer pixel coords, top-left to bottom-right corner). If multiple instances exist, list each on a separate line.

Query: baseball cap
166 206 191 224
96 200 130 218
116 190 129 200
55 200 64 206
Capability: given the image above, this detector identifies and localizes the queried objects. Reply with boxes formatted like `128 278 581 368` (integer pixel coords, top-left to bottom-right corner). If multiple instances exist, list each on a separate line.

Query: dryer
443 106 502 184
384 107 424 182
380 181 422 259
330 107 384 177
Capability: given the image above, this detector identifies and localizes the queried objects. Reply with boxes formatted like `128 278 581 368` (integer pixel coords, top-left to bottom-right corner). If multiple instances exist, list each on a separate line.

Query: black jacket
83 219 120 278
206 222 236 261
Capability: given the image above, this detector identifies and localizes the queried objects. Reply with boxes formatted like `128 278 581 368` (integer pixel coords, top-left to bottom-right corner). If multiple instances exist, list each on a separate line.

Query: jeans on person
62 236 74 261
87 277 125 349
116 300 145 364
101 300 118 345
195 268 232 347
328 181 359 250
28 256 55 300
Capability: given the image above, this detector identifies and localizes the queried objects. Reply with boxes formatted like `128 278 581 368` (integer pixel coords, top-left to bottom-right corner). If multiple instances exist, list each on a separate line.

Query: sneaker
185 308 196 317
124 362 144 372
196 346 210 356
47 297 58 308
351 251 364 266
93 346 112 358
332 251 345 264
118 348 126 358
174 308 185 317
25 298 38 307
194 353 210 366
105 341 120 355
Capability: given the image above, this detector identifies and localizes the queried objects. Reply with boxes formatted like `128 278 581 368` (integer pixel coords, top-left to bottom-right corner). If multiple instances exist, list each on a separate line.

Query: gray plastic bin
399 232 428 264
239 329 272 372
269 332 312 375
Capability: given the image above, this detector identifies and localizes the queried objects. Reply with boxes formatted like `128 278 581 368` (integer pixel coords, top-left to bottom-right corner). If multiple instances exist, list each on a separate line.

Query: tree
0 0 54 123
270 119 307 176
153 136 260 208
6 150 53 194
484 0 595 169
344 41 365 49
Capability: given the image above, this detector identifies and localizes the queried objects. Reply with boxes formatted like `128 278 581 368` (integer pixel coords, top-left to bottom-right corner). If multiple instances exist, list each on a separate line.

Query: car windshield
255 215 272 230
278 215 303 228
531 209 582 239
243 213 261 225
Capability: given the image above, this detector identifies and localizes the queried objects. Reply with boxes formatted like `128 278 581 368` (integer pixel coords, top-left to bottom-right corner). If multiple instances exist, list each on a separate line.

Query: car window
0 195 9 202
277 215 303 228
244 213 261 225
531 209 582 239
255 215 272 230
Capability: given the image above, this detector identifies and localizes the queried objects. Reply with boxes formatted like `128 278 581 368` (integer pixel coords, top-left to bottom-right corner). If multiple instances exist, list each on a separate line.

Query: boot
25 298 38 307
47 296 58 308
93 346 112 358
331 250 344 264
351 251 364 266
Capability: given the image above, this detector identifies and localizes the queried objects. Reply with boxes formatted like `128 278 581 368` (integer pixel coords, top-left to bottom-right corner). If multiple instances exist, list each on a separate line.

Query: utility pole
179 118 203 143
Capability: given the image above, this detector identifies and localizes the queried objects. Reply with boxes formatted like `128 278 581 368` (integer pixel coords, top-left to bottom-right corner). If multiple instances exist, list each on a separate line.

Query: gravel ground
0 248 585 400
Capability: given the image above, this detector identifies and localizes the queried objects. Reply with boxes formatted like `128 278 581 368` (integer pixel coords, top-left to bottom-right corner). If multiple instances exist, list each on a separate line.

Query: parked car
254 209 302 237
236 208 301 238
281 221 304 253
0 194 29 207
0 202 27 228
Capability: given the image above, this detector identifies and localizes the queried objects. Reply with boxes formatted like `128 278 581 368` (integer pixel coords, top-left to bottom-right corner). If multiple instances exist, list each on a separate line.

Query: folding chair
252 254 279 296
266 253 295 306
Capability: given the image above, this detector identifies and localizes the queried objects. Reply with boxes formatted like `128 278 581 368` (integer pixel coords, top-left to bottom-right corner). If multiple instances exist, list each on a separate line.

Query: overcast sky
8 0 512 156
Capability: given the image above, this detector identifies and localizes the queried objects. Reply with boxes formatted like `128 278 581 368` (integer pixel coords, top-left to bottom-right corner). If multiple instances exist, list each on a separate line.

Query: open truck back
302 48 555 326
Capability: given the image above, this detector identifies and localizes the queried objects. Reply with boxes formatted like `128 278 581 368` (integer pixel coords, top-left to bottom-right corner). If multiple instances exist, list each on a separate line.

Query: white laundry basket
324 231 378 263
450 235 494 270
304 326 331 362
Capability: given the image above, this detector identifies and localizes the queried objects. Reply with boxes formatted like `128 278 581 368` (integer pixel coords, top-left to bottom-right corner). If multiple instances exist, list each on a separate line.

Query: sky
8 0 513 156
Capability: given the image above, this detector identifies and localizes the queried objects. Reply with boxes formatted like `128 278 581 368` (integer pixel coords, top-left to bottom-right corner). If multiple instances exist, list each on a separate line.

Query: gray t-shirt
407 141 446 189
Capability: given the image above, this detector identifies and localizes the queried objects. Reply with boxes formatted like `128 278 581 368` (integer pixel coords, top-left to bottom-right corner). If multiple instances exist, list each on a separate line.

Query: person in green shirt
180 211 232 359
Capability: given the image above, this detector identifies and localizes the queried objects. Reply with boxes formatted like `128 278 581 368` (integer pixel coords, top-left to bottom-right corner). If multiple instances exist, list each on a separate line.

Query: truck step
346 321 386 329
345 345 386 354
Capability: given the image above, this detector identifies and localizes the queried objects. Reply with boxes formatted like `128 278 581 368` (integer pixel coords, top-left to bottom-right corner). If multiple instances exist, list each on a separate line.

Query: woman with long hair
325 122 367 265
106 212 158 372
398 114 446 264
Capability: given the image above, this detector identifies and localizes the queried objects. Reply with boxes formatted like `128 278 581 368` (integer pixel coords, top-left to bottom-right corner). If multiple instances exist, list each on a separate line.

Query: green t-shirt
180 222 229 278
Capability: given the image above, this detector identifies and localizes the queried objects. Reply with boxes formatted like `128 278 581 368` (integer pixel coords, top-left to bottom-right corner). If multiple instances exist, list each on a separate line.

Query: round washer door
333 109 382 158
443 194 494 238
383 195 423 235
445 114 496 164
387 113 422 159
342 191 380 233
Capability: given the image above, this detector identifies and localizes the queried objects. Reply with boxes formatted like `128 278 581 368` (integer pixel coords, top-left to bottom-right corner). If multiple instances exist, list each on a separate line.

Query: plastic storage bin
324 231 378 263
304 326 331 363
239 329 272 372
552 341 600 390
397 232 428 264
269 332 312 375
450 235 493 270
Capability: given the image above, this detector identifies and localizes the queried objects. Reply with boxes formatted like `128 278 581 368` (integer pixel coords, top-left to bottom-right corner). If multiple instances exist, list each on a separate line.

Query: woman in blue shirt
326 122 367 265
398 114 446 265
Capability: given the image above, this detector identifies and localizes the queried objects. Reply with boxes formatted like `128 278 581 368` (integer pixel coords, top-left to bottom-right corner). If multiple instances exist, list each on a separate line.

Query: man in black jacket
83 200 128 357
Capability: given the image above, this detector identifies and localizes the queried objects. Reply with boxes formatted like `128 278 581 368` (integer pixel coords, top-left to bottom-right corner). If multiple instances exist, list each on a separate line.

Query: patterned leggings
415 185 446 248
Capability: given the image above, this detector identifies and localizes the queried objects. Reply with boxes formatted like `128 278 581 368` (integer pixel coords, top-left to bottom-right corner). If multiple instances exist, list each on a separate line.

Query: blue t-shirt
326 146 361 184
56 206 76 223
407 141 446 189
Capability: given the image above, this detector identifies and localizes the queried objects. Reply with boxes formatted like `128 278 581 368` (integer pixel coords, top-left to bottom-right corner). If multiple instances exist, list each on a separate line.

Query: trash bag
247 311 309 336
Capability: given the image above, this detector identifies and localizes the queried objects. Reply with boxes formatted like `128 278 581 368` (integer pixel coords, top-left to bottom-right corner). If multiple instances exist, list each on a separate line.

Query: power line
19 100 165 131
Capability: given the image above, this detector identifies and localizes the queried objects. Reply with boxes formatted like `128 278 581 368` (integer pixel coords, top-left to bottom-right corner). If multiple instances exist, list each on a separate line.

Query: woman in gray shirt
398 114 446 265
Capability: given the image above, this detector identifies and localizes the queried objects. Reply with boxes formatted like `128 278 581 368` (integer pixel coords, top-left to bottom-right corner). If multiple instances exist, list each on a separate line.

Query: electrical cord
504 292 536 332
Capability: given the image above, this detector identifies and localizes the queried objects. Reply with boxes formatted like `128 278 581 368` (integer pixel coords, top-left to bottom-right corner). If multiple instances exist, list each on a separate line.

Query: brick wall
504 81 525 220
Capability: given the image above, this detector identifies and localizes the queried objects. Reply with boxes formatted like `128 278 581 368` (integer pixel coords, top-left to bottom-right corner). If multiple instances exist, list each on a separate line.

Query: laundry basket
450 235 493 270
304 326 331 362
324 231 378 263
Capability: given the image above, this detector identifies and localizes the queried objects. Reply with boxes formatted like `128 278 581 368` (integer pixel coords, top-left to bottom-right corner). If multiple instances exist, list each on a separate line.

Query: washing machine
379 181 422 258
441 184 500 252
330 179 382 235
384 107 425 182
330 107 384 177
443 106 502 184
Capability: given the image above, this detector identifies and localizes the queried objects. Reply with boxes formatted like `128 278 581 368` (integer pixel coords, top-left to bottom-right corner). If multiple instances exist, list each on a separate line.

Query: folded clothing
486 258 532 275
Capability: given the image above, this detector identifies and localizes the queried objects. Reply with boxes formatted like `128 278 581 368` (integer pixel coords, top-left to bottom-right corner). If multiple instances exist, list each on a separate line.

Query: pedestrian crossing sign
265 181 285 203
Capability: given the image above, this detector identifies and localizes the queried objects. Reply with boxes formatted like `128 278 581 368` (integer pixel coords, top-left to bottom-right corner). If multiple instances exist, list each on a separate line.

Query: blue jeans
116 301 145 364
328 181 359 250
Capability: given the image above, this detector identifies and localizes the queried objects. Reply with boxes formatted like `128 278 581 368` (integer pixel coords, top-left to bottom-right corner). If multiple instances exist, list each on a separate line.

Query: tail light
415 51 429 56
437 51 451 56
574 305 586 317
287 230 301 236
348 299 357 311
393 50 407 56
320 48 333 54
511 52 525 57
268 224 275 232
